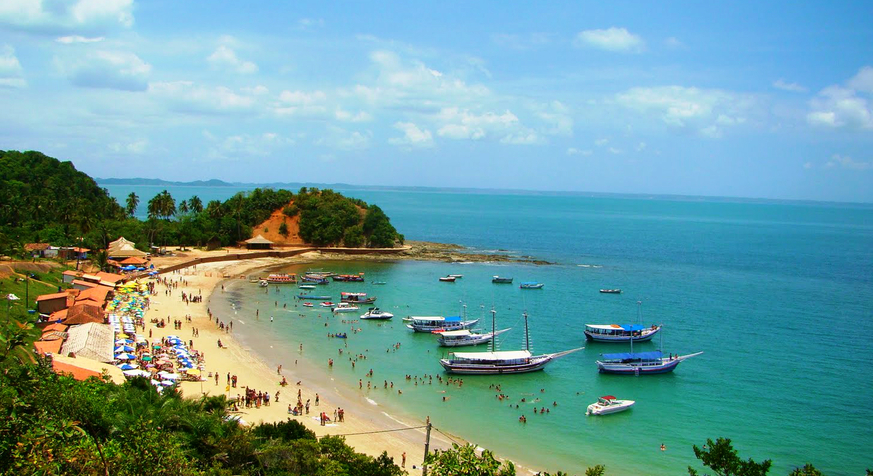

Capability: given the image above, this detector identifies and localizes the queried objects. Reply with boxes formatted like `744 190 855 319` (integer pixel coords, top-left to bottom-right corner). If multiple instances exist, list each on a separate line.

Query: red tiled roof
71 279 98 289
43 322 68 332
62 303 104 325
34 339 63 355
51 360 101 381
62 270 81 277
48 309 68 321
119 257 148 265
75 286 111 305
96 272 125 283
36 292 69 302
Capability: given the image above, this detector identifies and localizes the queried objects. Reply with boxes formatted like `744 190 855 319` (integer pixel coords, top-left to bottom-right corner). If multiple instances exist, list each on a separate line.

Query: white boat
585 302 661 343
332 302 359 313
361 308 394 320
448 274 463 278
439 310 583 374
298 284 316 290
437 328 511 347
405 316 480 333
586 396 635 415
519 282 544 289
258 280 268 287
439 276 456 282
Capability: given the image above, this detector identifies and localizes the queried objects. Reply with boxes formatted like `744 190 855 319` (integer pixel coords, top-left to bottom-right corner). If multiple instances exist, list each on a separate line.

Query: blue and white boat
595 350 702 375
585 302 661 343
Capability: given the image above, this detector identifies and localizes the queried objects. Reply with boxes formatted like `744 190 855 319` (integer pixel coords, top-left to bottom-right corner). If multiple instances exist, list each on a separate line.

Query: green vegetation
0 318 404 476
0 150 403 258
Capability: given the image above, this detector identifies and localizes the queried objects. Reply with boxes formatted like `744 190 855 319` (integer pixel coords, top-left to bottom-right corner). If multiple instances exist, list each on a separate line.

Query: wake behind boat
439 310 583 375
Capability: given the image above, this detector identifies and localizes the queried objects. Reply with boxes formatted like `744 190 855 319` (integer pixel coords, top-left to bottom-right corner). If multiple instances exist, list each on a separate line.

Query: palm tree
178 200 189 214
188 195 204 214
125 192 139 217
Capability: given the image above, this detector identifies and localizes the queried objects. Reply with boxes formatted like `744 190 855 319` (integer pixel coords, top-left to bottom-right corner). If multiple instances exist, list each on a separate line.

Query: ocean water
103 184 873 476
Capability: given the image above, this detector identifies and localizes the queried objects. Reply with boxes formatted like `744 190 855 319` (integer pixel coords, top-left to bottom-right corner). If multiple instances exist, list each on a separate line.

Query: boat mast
490 308 497 352
523 311 530 352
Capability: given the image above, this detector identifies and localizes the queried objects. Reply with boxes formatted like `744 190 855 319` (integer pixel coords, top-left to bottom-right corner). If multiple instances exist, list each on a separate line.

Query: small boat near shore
520 282 544 289
587 396 635 415
332 302 359 313
341 292 376 304
332 274 365 282
405 316 480 333
266 273 297 284
584 324 661 343
361 308 394 320
600 289 622 294
492 276 513 284
298 284 316 290
448 274 463 279
439 276 457 282
258 280 268 287
302 302 314 308
296 294 332 300
320 302 335 308
437 328 511 347
301 275 330 285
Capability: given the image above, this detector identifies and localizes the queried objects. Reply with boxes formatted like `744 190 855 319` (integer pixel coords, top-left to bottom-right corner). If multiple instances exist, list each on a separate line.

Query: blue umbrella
115 353 135 360
118 363 137 370
115 345 135 353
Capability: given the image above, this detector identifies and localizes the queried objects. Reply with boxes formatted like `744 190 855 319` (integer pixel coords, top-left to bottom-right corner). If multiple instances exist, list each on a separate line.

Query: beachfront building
107 236 148 260
24 243 51 258
244 235 274 250
59 322 114 362
36 292 72 315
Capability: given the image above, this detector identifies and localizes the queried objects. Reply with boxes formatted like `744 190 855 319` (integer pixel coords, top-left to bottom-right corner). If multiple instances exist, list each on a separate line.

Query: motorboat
600 289 622 294
586 396 635 415
492 276 513 284
439 276 457 282
302 302 314 308
332 302 359 313
519 282 544 289
320 302 335 308
296 294 332 300
298 284 316 290
360 308 394 320
437 328 511 347
448 274 463 278
439 310 582 374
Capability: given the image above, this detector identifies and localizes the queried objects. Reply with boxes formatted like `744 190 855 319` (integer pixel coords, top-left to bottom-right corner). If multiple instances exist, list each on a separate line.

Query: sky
1 1 872 202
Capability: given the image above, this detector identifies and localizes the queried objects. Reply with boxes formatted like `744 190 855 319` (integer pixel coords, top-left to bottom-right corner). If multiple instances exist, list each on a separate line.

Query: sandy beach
143 254 459 474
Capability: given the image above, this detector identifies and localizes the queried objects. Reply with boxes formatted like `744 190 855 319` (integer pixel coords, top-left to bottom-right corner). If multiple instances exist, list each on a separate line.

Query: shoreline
144 256 458 474
145 254 546 475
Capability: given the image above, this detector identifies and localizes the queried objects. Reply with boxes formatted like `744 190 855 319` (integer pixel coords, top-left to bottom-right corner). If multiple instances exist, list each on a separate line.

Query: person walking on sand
401 452 406 468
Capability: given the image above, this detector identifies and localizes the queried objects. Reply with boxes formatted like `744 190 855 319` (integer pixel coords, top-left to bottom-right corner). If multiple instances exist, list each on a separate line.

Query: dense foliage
0 320 404 476
0 150 403 257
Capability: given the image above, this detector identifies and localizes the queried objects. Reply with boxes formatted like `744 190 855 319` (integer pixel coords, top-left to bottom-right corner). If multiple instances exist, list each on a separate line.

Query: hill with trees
0 150 403 258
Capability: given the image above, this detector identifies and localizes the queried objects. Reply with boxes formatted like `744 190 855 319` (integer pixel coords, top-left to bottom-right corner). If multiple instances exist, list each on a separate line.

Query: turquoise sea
102 183 873 476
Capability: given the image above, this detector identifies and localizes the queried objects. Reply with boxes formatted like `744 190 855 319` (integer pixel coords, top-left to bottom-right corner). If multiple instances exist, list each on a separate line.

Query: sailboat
595 305 702 375
439 309 583 375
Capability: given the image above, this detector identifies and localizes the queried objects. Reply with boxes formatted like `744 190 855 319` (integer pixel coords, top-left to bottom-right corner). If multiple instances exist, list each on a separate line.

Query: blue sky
1 1 872 202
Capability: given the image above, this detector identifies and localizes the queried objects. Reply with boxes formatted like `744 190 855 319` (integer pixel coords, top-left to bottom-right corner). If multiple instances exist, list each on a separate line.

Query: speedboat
298 284 316 290
302 302 314 308
361 308 394 320
332 302 359 313
600 289 622 294
320 302 334 308
448 274 463 279
258 280 268 287
586 396 635 415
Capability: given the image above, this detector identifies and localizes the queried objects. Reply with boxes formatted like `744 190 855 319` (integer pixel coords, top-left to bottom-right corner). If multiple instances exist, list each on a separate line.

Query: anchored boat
341 292 376 304
586 396 635 415
492 276 513 284
405 316 480 333
360 308 394 320
519 282 544 289
584 302 661 343
437 328 511 347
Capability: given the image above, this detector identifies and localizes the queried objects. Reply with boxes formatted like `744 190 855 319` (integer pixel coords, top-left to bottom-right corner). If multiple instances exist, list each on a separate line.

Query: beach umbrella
141 355 152 361
115 339 133 344
145 364 155 368
117 363 138 370
157 371 179 380
150 379 162 387
115 345 135 353
123 369 151 378
115 353 135 360
160 380 175 386
184 368 201 376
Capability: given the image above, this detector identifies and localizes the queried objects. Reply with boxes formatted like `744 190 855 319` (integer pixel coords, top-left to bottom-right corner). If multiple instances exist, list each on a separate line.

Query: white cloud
0 0 133 33
279 90 327 105
773 79 807 93
57 50 150 91
335 108 372 122
149 81 257 114
436 107 520 141
595 138 609 146
208 45 258 74
825 154 871 170
389 121 434 148
574 27 644 53
204 131 293 161
275 89 329 117
803 161 814 169
109 139 147 154
56 35 104 44
664 37 684 48
534 100 573 136
0 44 25 88
616 85 751 138
807 67 873 130
500 131 540 145
566 148 592 156
608 147 623 154
298 18 324 29
242 85 269 95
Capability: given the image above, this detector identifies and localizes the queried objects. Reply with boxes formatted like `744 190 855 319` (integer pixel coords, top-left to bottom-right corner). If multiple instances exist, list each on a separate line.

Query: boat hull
596 359 681 375
439 356 553 375
584 327 660 343
407 319 479 333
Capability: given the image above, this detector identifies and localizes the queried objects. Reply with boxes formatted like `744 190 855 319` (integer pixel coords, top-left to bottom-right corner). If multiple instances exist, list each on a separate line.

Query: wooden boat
341 292 376 304
519 282 544 289
585 302 661 343
296 294 332 300
439 276 457 282
439 310 583 374
437 328 511 347
600 289 622 294
301 274 330 284
405 316 480 333
586 396 635 415
360 308 394 320
266 273 297 284
332 302 359 313
492 276 513 284
596 350 703 375
332 274 365 282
